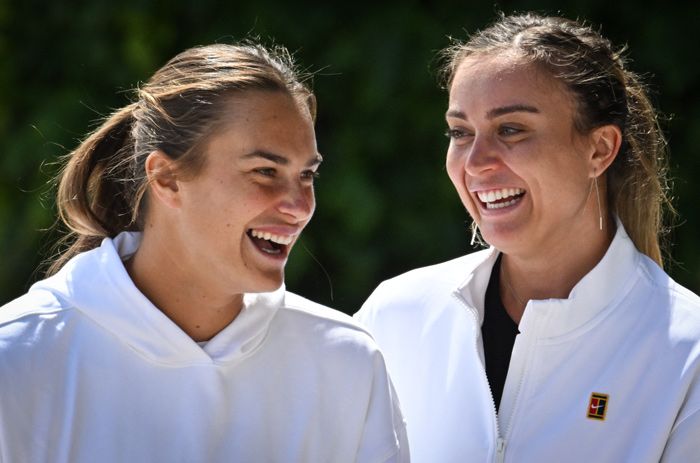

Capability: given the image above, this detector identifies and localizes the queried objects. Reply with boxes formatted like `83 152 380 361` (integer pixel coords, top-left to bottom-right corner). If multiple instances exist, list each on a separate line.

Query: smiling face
445 55 602 259
169 90 321 295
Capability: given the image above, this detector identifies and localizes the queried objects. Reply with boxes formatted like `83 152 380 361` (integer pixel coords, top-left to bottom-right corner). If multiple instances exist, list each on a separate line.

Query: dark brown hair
441 13 673 266
49 43 315 275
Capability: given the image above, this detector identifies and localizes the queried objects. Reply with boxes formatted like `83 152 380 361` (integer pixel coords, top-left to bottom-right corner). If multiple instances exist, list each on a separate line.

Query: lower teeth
249 233 282 254
486 198 519 209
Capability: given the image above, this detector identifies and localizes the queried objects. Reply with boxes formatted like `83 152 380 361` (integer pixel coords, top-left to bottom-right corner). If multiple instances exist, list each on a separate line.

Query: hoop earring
594 176 603 231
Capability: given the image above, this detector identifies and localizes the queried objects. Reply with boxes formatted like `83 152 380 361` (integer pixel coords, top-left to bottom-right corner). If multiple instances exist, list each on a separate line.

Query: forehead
207 90 317 155
448 55 573 116
220 90 313 129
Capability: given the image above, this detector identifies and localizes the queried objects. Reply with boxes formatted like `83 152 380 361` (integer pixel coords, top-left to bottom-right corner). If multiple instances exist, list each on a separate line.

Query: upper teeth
250 229 294 245
477 188 524 203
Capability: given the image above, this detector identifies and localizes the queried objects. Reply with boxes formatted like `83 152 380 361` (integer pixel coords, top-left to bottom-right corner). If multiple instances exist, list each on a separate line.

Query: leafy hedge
2 0 698 314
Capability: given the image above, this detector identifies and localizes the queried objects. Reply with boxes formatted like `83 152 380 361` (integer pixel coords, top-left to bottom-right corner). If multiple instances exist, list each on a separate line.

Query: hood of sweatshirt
31 232 283 366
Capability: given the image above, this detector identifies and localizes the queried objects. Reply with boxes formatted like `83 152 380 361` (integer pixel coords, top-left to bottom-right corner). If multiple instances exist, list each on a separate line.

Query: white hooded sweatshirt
0 232 408 463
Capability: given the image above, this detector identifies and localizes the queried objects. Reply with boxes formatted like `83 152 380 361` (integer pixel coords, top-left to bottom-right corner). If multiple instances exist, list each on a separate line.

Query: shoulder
277 292 390 370
354 249 492 337
361 249 489 310
385 250 487 286
629 255 700 349
375 250 487 295
667 277 700 324
638 255 700 322
0 287 72 328
281 291 377 343
0 287 79 364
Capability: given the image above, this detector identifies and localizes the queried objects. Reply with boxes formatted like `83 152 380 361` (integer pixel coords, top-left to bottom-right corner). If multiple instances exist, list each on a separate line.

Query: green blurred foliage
1 0 699 314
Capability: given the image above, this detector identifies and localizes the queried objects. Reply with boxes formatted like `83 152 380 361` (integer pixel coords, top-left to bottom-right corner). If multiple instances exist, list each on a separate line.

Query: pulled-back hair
440 13 673 267
49 43 315 275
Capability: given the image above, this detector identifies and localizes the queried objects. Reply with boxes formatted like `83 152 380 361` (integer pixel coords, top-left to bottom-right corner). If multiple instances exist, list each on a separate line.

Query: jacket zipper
453 291 505 463
498 313 532 459
495 438 506 463
500 353 527 455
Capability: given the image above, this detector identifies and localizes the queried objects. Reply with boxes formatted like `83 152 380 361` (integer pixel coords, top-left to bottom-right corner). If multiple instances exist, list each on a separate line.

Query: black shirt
481 254 520 411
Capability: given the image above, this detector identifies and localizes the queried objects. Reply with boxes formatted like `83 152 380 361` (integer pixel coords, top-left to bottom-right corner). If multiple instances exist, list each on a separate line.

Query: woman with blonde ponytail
356 13 700 462
0 43 408 462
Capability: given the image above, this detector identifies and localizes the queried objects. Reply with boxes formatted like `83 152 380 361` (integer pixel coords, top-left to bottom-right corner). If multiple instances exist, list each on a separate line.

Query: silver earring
470 223 479 245
594 176 603 231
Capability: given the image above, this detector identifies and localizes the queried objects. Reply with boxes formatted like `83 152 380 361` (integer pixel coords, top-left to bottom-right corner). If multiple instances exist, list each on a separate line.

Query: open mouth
477 188 525 210
246 229 294 256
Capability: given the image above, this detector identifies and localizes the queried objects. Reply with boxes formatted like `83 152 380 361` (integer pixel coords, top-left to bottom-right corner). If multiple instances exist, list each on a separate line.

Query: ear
588 124 622 178
145 150 181 209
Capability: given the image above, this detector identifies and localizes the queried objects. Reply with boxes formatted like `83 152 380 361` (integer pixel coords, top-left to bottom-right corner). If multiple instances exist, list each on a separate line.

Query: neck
499 216 616 324
125 230 244 342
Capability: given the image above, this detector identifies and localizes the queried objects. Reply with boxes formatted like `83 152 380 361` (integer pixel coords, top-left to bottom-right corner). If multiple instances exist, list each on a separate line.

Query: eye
498 125 523 137
445 127 469 139
254 167 276 177
300 170 320 183
445 126 474 146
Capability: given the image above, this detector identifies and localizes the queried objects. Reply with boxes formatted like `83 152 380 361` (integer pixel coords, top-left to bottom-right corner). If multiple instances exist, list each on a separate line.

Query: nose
277 182 315 223
463 134 501 176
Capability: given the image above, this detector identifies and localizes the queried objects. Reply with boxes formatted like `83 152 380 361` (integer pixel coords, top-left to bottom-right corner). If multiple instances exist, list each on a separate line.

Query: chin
479 226 523 251
249 271 285 293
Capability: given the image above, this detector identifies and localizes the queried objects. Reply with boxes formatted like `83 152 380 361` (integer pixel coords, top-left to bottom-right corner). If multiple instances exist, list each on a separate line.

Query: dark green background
2 1 698 314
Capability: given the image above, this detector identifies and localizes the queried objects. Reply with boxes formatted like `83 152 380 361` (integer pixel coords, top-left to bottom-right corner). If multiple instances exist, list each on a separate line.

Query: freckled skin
173 91 319 296
445 55 619 317
446 56 599 261
128 91 320 340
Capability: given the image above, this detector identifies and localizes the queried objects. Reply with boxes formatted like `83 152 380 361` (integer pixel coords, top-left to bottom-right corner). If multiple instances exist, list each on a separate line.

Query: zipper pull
495 437 506 463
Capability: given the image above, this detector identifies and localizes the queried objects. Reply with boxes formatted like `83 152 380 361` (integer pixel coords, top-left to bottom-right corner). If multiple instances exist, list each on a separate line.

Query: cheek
445 149 464 188
307 190 317 216
446 151 480 218
446 154 473 207
542 152 591 193
529 167 586 213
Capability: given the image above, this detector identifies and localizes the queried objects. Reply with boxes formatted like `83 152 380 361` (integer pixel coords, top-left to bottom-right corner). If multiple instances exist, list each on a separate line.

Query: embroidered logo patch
587 392 609 420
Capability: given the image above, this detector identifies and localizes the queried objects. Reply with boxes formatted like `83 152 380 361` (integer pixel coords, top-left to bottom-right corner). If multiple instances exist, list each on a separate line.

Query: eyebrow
486 104 540 119
242 150 323 167
446 104 540 120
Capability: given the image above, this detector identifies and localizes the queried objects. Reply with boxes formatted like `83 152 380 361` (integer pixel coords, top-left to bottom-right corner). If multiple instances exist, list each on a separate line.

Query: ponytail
48 103 139 275
607 73 673 267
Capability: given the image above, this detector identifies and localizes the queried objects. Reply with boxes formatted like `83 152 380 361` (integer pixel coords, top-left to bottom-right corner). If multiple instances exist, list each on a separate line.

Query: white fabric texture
0 232 408 463
356 224 700 463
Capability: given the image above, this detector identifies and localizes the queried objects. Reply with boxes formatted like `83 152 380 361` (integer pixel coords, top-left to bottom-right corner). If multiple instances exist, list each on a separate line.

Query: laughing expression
174 90 321 295
445 55 599 258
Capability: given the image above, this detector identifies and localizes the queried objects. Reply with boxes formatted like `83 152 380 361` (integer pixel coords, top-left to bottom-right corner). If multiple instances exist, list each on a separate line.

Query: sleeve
383 379 410 463
355 350 410 463
660 407 700 461
661 361 700 463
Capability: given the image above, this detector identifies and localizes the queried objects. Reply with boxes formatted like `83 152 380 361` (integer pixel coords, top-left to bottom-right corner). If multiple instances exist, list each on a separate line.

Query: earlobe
145 150 181 208
589 124 622 178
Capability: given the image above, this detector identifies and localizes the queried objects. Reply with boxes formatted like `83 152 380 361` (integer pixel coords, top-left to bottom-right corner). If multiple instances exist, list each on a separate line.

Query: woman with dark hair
0 43 408 462
356 14 699 462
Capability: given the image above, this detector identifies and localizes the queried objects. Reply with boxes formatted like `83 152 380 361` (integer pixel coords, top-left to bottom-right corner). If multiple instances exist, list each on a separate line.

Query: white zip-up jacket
356 225 700 462
0 232 409 463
